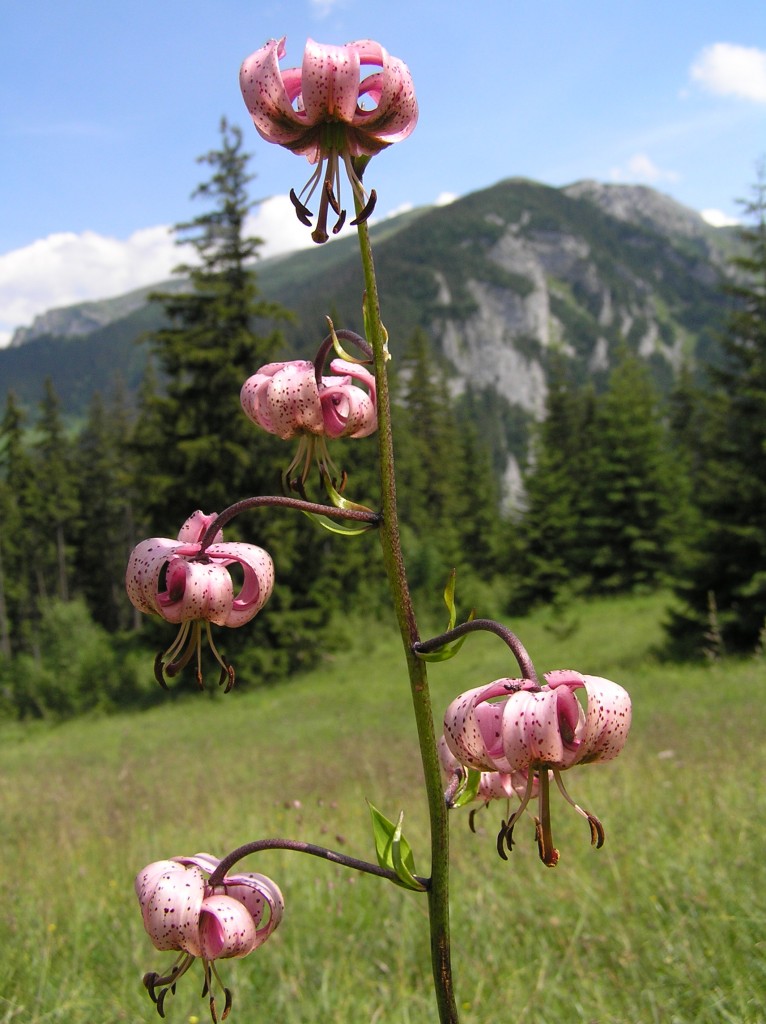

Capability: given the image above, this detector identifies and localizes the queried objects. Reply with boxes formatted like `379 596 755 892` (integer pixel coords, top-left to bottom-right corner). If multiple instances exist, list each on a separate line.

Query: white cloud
0 195 316 347
701 208 740 227
690 43 766 103
309 0 343 16
609 152 680 184
435 192 458 207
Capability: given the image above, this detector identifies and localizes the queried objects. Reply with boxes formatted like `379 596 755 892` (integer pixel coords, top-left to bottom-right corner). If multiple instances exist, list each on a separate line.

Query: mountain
1 178 736 482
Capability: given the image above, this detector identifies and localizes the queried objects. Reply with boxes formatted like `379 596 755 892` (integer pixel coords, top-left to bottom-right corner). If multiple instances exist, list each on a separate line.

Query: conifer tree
74 389 137 632
669 171 766 653
578 350 679 592
512 357 586 606
0 393 36 654
31 378 79 603
394 330 469 591
140 118 288 533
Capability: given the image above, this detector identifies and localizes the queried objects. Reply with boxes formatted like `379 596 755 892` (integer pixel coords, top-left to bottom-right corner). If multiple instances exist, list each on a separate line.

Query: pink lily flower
240 36 418 242
443 670 632 865
126 510 274 689
241 357 377 487
136 853 284 1021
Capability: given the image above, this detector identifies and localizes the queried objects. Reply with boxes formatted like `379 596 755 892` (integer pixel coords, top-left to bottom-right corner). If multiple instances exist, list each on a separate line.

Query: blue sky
1 0 765 344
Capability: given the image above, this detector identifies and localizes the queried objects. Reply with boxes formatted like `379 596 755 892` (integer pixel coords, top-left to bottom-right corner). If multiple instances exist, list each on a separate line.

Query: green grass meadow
1 593 764 1024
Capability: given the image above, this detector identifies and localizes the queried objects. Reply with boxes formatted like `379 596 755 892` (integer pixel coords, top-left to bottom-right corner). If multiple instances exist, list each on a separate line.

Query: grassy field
1 592 764 1024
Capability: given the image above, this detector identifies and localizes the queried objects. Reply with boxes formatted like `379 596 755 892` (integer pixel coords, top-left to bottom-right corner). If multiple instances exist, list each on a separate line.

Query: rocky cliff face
2 178 735 504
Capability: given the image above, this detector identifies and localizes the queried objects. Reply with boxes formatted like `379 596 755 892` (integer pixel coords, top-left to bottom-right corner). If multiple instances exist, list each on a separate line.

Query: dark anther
156 987 168 1018
289 188 313 226
209 994 219 1024
222 987 233 1020
332 209 347 234
468 808 478 833
324 179 342 215
350 189 377 225
504 820 516 853
587 813 605 849
496 820 509 861
143 972 159 1002
153 653 169 689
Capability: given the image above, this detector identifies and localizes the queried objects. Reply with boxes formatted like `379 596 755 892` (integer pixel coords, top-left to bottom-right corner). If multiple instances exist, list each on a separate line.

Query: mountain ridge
1 178 736 492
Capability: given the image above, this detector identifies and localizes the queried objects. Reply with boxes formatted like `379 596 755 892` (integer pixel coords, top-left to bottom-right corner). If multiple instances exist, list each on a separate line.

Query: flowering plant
129 33 633 1024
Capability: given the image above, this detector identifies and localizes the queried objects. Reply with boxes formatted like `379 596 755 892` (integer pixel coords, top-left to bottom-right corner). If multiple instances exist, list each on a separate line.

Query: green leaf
368 803 427 891
325 317 366 365
301 510 375 536
451 768 482 808
321 470 377 514
362 293 390 362
444 569 458 630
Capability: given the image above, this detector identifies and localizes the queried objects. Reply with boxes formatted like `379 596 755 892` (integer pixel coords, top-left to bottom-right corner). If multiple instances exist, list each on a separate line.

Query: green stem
355 218 459 1024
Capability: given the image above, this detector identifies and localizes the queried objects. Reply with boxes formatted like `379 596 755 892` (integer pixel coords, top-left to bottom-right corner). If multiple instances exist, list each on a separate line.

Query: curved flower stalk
240 36 418 242
443 670 632 865
126 511 274 689
241 356 376 490
136 853 284 1022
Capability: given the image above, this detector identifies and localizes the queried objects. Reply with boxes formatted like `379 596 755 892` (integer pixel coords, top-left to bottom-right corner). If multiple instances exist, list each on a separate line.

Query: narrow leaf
368 803 426 891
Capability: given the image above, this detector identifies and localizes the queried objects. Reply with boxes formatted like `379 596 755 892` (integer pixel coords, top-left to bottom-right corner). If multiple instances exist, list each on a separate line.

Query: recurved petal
174 852 221 875
502 684 585 770
135 859 180 906
199 894 258 960
301 38 362 124
136 861 206 956
125 537 178 614
324 359 377 438
319 383 376 438
241 366 283 434
349 40 418 144
250 360 324 439
221 872 285 947
576 676 632 764
205 543 275 627
177 510 222 545
443 680 517 772
156 559 234 626
239 37 308 146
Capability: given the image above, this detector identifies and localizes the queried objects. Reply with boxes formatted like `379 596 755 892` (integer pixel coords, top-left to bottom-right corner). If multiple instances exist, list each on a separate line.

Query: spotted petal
135 861 206 956
205 543 275 627
501 680 585 770
320 359 377 438
156 558 234 626
443 680 519 772
198 894 258 960
576 676 632 764
239 38 310 149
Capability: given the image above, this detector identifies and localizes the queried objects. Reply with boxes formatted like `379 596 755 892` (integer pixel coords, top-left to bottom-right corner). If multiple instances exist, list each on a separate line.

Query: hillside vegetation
0 592 763 1024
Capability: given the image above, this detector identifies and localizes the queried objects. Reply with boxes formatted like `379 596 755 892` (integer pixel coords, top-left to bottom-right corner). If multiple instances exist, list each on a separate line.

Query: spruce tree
31 378 79 603
0 393 37 654
512 357 586 606
74 389 138 632
139 118 288 533
578 350 679 593
669 172 766 653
